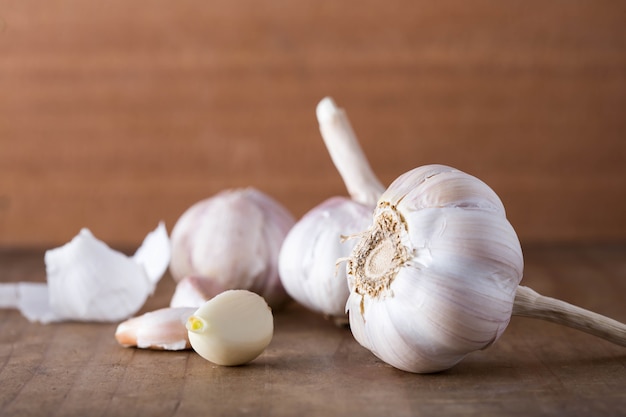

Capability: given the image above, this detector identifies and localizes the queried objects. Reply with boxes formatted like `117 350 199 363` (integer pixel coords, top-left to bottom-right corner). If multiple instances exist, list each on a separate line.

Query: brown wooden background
1 0 625 248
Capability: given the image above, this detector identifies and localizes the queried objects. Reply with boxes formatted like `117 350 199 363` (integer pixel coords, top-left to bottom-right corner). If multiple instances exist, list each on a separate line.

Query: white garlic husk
0 223 170 323
186 289 273 366
346 164 524 373
278 97 384 319
170 188 295 309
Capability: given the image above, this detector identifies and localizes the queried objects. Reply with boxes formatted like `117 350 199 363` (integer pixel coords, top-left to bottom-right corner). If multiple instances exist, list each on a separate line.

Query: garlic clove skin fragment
346 164 524 373
115 307 196 350
186 290 273 366
279 196 373 318
39 223 170 323
170 188 295 309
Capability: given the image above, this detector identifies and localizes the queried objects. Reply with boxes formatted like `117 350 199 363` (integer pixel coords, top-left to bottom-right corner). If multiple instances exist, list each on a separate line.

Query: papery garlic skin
39 223 170 323
0 223 170 324
115 307 196 350
279 196 372 317
186 290 273 366
170 188 295 309
346 164 524 373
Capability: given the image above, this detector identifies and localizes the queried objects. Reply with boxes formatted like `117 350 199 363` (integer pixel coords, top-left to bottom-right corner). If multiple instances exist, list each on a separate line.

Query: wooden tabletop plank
1 244 625 416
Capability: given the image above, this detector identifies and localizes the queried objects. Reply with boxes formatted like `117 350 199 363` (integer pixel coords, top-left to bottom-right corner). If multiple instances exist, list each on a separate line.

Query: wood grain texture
1 244 625 416
1 1 625 247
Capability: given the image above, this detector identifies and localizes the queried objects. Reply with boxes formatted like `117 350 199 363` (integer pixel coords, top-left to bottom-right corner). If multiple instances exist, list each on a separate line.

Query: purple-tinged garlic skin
169 188 295 309
278 196 373 317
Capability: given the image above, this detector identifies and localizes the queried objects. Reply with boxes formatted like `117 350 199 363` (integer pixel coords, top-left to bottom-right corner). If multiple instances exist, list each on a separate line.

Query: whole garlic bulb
346 164 524 373
170 188 295 309
279 97 384 319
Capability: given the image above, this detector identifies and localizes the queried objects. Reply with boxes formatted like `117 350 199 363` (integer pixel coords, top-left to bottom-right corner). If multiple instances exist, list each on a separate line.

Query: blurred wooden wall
1 1 625 248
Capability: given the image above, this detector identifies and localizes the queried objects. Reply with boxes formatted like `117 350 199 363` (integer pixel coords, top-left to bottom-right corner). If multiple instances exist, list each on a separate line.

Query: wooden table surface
1 244 625 417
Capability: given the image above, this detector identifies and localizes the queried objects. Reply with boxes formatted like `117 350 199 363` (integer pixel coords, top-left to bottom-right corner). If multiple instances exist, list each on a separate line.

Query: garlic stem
316 97 385 206
513 285 626 347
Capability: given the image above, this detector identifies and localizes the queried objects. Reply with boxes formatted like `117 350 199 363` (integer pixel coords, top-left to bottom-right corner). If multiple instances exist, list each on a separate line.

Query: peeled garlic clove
186 290 273 366
278 97 384 320
169 276 226 308
115 307 196 350
346 165 524 373
279 196 372 317
170 188 295 309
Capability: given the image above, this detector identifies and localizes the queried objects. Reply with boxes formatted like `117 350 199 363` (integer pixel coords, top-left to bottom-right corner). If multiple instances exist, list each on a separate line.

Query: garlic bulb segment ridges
278 97 384 320
169 188 295 309
115 307 196 350
346 164 524 373
186 290 274 366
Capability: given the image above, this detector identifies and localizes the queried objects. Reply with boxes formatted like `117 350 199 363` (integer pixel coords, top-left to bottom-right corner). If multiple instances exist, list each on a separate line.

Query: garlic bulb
186 290 273 366
115 307 196 350
279 97 384 320
170 188 295 309
346 164 524 373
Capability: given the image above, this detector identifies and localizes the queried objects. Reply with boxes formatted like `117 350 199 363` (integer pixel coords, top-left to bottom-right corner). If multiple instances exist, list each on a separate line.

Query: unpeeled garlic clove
278 97 384 320
170 188 295 310
115 307 196 350
186 289 273 366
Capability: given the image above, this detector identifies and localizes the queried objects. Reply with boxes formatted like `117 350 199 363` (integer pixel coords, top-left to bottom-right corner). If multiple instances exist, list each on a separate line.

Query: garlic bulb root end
348 206 411 300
